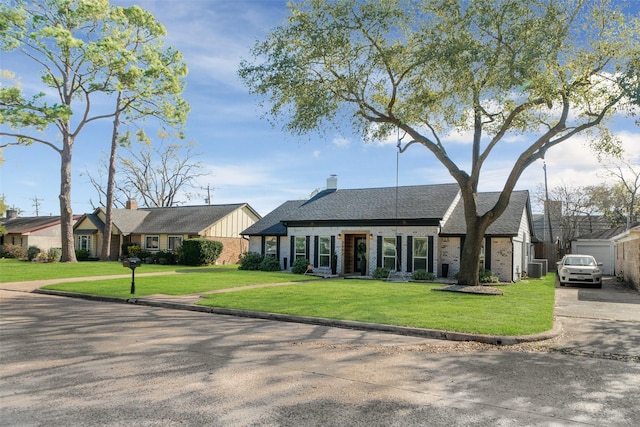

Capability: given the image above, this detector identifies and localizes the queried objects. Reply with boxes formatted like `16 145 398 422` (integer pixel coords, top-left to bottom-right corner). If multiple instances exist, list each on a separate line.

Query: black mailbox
123 257 141 269
123 257 141 294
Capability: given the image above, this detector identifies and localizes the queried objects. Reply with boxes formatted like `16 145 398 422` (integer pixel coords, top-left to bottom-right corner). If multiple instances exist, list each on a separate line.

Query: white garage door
572 241 614 275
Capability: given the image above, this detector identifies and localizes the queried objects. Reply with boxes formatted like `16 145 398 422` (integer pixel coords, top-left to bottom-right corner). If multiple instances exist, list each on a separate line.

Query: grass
0 258 227 282
41 269 319 298
7 257 556 336
197 276 556 336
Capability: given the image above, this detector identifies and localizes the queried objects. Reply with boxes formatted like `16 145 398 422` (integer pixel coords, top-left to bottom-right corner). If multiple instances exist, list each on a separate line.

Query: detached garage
571 226 627 276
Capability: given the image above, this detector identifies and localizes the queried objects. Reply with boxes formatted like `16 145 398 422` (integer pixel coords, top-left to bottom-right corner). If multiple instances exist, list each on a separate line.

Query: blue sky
1 0 639 217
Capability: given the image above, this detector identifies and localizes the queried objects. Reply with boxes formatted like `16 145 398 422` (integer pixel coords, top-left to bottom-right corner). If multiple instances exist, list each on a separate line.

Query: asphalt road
1 278 639 426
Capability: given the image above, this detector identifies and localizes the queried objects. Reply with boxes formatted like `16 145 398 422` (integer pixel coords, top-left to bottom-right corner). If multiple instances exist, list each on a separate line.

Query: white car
556 254 603 288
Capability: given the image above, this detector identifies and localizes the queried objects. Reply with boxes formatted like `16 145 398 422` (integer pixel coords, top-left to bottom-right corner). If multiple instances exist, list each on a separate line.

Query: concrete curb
33 288 562 346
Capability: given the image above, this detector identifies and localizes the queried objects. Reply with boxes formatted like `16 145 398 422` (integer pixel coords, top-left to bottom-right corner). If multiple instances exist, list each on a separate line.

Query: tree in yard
92 6 189 260
585 161 640 228
118 135 205 208
0 0 186 261
239 0 640 286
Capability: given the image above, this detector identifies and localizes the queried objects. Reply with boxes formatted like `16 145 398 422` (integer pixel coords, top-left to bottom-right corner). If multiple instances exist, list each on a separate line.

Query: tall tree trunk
101 93 122 260
455 189 491 286
59 133 77 262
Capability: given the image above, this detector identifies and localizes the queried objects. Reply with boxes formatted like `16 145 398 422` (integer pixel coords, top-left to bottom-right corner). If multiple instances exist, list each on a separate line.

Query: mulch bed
434 285 505 295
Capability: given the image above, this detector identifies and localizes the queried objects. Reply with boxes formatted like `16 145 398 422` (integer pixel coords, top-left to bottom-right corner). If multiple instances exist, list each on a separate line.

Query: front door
353 236 367 274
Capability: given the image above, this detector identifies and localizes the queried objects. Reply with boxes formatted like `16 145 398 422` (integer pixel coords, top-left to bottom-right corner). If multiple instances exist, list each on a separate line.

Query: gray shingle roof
132 204 247 234
575 222 640 240
286 183 460 222
74 204 253 236
241 200 306 236
1 216 76 234
242 183 462 235
440 190 531 236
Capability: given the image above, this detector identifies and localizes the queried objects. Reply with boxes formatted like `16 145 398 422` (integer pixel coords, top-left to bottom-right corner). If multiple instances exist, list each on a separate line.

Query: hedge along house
73 201 261 263
241 177 536 282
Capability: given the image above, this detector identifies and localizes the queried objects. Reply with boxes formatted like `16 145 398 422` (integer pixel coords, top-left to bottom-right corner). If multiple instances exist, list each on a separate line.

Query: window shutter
313 236 319 266
428 236 434 273
377 236 383 268
485 237 491 270
396 235 402 271
261 236 265 256
276 237 281 260
290 236 295 267
305 236 311 261
406 236 413 272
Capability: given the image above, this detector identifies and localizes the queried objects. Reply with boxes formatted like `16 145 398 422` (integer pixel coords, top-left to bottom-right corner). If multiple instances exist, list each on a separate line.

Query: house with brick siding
73 201 260 263
242 177 535 282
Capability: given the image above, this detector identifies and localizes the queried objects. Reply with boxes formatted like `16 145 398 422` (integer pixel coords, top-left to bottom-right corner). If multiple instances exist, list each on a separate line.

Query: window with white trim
145 235 159 250
168 235 183 251
295 236 307 260
413 237 428 271
318 237 331 267
78 235 91 252
383 237 396 271
265 236 277 258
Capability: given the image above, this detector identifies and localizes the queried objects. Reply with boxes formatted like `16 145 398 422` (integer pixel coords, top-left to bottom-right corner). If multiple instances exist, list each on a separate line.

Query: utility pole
31 196 43 216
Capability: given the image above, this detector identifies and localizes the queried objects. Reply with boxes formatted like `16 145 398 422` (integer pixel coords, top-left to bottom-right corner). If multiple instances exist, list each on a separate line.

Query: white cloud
332 136 351 147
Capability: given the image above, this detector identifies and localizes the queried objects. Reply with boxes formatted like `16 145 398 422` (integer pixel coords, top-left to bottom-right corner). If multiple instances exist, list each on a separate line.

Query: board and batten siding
206 207 260 238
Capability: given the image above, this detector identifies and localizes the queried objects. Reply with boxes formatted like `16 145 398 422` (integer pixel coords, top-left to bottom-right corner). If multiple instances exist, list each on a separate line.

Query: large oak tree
239 0 640 286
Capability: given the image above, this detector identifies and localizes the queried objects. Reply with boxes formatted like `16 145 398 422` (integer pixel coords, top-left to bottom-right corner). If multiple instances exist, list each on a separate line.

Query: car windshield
564 256 596 266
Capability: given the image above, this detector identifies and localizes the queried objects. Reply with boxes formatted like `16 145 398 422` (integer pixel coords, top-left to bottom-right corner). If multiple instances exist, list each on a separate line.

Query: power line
31 196 44 216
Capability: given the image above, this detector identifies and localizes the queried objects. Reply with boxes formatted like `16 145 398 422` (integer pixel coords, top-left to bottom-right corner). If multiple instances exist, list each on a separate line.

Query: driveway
553 276 640 360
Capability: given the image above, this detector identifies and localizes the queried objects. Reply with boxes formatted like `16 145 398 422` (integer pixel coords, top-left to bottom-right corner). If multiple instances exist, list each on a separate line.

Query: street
1 280 639 426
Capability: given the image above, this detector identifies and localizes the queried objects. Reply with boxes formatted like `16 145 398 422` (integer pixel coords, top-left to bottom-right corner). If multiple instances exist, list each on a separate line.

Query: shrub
27 246 41 261
126 244 141 258
75 249 90 260
259 256 281 271
137 250 152 262
372 267 390 279
35 252 49 263
238 252 264 270
479 268 499 283
151 250 178 265
47 247 62 262
291 258 311 274
412 269 435 281
178 239 223 266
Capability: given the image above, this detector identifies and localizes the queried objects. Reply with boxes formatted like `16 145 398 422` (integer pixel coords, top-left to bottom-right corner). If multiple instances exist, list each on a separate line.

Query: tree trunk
59 134 77 262
101 94 122 260
455 190 491 286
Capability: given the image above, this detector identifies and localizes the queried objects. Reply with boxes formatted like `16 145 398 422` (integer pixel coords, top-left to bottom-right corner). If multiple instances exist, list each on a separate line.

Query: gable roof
576 222 640 240
284 183 460 224
440 190 531 236
1 216 78 234
74 204 257 236
241 200 306 236
133 204 248 234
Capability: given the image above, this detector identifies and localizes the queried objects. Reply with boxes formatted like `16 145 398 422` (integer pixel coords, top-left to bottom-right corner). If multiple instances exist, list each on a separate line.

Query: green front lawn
28 255 555 336
41 269 318 298
198 276 556 336
0 258 228 282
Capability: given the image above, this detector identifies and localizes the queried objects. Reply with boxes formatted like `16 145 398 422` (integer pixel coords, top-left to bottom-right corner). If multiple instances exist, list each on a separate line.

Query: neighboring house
0 210 80 253
242 177 535 282
611 224 640 291
570 225 630 276
73 201 261 264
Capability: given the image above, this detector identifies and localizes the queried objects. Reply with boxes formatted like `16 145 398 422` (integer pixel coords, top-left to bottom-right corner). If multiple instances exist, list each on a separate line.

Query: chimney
125 199 138 210
6 209 17 219
326 174 338 190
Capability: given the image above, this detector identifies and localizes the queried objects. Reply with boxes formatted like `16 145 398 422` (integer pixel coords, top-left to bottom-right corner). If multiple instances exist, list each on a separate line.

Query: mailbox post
123 257 141 294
